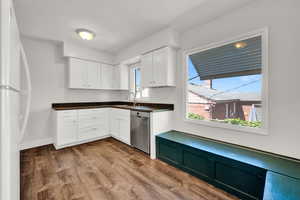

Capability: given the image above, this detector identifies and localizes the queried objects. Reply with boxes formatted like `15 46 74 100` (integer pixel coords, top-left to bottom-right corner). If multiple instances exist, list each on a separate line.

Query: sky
135 68 141 89
188 58 261 93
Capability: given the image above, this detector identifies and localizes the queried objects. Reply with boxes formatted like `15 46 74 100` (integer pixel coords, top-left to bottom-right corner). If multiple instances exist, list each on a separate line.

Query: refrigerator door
0 1 21 91
0 89 20 200
0 2 26 200
8 6 21 91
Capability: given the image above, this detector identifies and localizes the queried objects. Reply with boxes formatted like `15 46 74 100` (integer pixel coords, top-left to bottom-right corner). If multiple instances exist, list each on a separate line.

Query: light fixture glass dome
234 41 247 49
76 29 95 40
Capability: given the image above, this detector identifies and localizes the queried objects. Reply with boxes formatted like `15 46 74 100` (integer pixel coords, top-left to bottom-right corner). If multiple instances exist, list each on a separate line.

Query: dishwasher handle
135 111 150 118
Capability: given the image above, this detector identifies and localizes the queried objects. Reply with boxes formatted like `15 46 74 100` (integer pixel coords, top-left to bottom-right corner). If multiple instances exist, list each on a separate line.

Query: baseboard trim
20 137 54 150
53 135 111 150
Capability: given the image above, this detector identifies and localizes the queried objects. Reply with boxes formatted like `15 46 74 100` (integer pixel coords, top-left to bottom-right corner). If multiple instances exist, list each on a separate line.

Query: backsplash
119 87 177 104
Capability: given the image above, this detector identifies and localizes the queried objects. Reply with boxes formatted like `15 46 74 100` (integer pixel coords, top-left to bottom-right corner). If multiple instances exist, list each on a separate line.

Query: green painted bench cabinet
156 131 300 200
156 136 266 200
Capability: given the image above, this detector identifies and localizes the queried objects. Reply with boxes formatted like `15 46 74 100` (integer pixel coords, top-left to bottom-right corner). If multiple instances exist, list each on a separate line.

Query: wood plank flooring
21 138 239 200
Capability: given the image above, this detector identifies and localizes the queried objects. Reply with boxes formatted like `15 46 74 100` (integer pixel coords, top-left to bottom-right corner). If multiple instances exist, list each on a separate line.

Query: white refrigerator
0 0 31 199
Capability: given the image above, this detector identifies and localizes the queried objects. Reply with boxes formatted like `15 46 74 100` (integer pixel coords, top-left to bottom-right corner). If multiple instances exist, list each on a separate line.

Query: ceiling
14 0 253 54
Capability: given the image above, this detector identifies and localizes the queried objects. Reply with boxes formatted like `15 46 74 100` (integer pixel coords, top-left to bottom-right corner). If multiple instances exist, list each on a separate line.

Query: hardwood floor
21 138 239 200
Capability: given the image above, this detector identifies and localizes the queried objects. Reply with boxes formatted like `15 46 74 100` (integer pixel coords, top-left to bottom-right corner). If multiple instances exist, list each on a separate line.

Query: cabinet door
57 111 78 146
109 109 119 138
94 109 109 137
114 64 129 90
153 48 168 86
87 61 100 89
110 118 120 138
141 53 153 88
101 64 114 89
118 118 130 145
69 58 88 88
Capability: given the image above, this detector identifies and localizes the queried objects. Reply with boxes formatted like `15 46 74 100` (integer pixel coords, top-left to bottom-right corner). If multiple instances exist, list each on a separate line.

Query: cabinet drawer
79 115 106 123
110 108 130 118
78 109 108 122
57 110 77 119
78 126 100 140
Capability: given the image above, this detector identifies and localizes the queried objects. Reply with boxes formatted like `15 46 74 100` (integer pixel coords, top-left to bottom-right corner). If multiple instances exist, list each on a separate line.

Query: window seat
156 130 300 200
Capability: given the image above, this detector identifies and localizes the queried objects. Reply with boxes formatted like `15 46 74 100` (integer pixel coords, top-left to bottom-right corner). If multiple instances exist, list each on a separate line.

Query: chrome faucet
129 90 137 107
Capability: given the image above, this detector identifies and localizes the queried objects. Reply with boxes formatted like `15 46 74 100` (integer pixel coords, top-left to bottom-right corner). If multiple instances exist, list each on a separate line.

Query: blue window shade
189 36 262 80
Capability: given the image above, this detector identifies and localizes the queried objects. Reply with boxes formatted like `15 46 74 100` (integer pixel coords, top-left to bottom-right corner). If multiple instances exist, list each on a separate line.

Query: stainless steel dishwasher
130 111 150 154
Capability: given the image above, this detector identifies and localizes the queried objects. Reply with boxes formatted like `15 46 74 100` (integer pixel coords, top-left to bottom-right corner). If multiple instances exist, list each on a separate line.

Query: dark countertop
263 171 300 200
52 101 174 112
157 130 300 180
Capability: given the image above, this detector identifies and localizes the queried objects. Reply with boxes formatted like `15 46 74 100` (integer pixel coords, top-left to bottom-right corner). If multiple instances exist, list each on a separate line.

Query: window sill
183 118 268 136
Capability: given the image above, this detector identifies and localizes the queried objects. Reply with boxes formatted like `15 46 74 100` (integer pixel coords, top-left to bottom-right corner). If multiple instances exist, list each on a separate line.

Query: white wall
116 27 179 62
63 42 114 64
174 0 300 159
20 37 122 148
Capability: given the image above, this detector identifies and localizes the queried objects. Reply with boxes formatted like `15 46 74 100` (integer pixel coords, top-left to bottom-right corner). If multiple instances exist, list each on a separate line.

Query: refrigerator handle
20 44 32 143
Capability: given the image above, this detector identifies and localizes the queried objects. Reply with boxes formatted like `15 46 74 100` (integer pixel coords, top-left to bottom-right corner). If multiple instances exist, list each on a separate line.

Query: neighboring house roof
188 84 261 103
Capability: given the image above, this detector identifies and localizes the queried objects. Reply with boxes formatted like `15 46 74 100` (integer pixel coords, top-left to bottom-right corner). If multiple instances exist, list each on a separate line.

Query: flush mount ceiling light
76 29 95 40
234 42 247 49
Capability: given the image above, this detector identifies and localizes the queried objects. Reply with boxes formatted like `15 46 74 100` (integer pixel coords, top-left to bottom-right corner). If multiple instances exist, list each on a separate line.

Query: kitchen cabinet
113 64 129 90
141 46 176 88
54 110 78 147
118 117 130 144
54 108 130 149
141 53 153 88
68 57 128 90
54 108 110 149
109 108 131 145
101 63 115 89
78 109 109 140
69 57 100 89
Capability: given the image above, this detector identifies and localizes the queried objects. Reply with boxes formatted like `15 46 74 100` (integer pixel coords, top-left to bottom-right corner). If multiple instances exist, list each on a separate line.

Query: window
133 67 141 98
184 30 268 134
129 66 142 98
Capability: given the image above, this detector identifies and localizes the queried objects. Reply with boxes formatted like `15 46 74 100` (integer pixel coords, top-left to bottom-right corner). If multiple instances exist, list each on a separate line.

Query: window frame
182 28 269 135
129 65 141 99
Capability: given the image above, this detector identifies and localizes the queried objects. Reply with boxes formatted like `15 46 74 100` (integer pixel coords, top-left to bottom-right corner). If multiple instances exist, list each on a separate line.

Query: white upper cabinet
113 64 129 90
87 61 100 89
101 63 115 89
68 57 129 90
141 53 153 88
68 57 100 89
141 46 176 88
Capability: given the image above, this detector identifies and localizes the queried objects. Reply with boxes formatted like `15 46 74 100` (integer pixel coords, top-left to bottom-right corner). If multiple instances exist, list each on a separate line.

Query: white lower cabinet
54 108 130 149
109 108 131 145
78 109 109 140
55 110 78 147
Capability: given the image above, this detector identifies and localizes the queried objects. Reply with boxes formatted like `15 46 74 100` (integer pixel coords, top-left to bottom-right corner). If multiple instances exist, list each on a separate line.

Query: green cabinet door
156 138 182 166
181 146 215 182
